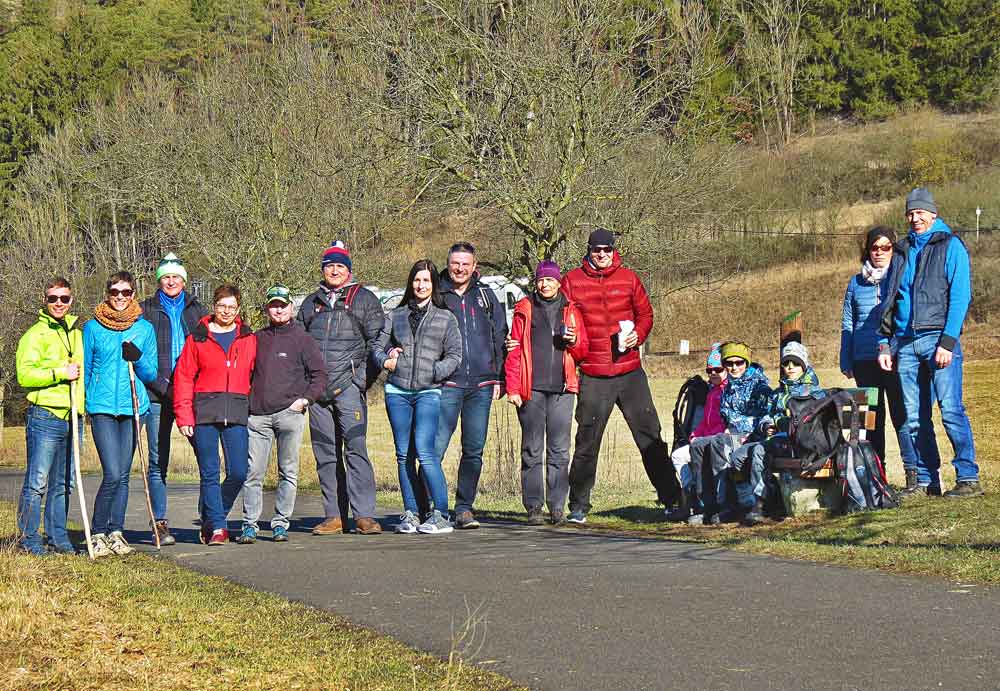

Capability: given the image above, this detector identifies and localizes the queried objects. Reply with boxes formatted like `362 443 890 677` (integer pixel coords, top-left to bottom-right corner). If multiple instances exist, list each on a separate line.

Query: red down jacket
504 296 589 400
173 316 257 428
561 251 653 377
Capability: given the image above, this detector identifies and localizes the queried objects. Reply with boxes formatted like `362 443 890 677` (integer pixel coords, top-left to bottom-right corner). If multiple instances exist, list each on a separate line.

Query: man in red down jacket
560 228 678 523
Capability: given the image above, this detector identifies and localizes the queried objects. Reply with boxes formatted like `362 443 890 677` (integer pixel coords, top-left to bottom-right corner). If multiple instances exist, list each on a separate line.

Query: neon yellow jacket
16 310 85 418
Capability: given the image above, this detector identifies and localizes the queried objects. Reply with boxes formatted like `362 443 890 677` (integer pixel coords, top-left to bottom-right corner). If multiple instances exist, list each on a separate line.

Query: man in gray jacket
298 242 388 534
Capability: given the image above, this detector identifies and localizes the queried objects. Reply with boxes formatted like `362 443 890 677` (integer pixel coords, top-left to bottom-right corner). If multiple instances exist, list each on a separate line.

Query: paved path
3 470 999 690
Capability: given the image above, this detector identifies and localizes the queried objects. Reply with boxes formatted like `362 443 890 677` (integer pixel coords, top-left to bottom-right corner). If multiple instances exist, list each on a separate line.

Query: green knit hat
720 341 751 364
156 252 188 282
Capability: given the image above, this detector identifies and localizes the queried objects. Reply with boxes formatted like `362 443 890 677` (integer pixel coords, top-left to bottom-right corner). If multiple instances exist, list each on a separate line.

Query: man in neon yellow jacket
16 277 85 555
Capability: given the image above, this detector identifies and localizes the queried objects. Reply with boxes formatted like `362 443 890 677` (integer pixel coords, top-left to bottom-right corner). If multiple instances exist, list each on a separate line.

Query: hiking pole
128 361 160 549
70 380 95 560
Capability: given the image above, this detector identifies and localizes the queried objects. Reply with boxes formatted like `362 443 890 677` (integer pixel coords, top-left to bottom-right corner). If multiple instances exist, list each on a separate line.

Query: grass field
0 502 523 691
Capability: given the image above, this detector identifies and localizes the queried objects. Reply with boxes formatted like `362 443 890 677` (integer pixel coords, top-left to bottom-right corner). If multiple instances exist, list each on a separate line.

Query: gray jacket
377 302 462 391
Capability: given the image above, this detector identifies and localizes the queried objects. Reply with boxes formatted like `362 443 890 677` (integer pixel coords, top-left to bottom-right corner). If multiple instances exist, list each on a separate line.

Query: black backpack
787 389 852 473
672 375 710 452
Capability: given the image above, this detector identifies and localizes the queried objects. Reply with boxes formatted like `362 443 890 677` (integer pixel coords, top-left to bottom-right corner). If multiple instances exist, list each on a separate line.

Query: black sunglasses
706 366 725 374
46 295 72 304
589 245 614 254
723 359 747 367
108 288 134 297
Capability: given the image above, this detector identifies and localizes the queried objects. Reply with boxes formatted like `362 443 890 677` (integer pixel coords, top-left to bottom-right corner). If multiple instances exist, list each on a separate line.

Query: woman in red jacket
173 284 257 545
505 261 588 525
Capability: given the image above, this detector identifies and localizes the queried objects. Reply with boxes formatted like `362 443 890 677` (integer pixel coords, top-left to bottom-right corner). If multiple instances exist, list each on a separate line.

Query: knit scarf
158 290 187 368
861 261 887 285
94 301 142 331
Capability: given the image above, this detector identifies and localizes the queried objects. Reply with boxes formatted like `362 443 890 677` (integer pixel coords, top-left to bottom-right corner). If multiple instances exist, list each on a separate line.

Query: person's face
868 236 893 269
265 300 292 325
781 360 804 380
723 358 748 379
448 251 476 287
45 286 73 320
588 245 614 269
906 208 937 235
706 365 726 387
214 296 239 327
322 262 351 289
106 281 135 311
536 276 560 299
159 274 185 298
412 270 433 302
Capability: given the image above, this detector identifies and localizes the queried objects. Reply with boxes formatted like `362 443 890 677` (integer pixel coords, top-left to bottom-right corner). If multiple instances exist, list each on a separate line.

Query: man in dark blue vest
878 187 981 498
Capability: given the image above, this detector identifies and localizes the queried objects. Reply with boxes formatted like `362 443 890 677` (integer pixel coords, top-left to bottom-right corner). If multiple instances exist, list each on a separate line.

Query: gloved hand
122 341 142 362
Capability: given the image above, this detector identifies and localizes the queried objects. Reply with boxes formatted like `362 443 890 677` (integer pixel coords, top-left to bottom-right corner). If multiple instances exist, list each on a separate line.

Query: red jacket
505 296 588 400
173 316 257 427
561 251 653 377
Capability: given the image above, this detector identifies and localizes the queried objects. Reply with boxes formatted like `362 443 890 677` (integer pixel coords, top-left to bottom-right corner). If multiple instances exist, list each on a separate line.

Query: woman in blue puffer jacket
83 271 158 557
839 226 917 485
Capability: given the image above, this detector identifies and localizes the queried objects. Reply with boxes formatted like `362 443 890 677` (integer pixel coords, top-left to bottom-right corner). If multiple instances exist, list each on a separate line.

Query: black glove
122 341 142 362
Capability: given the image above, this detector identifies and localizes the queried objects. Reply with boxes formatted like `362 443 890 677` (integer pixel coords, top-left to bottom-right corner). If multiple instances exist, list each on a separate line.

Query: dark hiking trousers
517 390 574 513
308 385 377 521
568 368 677 514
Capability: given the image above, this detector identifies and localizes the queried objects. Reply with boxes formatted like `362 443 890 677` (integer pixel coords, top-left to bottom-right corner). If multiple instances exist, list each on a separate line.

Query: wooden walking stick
128 361 160 549
70 380 95 560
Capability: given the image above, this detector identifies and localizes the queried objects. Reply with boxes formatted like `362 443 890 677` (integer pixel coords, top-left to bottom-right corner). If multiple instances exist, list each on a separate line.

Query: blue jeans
193 423 249 531
145 401 175 521
90 414 138 535
896 334 978 486
435 385 494 514
386 390 448 515
17 406 76 553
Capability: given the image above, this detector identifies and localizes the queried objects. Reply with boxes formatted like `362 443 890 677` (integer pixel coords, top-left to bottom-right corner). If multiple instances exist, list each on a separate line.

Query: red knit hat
321 241 352 271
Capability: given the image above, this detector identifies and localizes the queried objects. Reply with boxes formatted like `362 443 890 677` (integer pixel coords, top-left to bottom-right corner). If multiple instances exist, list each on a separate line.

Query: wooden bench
769 387 879 479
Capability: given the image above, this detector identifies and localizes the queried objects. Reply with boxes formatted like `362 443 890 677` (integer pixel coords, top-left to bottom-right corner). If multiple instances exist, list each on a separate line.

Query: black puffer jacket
296 282 388 399
139 291 209 403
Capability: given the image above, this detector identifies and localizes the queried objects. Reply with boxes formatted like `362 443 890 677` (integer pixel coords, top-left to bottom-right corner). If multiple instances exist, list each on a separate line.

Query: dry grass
0 502 522 691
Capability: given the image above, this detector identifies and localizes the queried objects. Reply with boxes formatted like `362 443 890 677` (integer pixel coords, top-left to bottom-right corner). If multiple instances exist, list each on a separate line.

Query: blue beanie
706 342 722 368
905 187 937 215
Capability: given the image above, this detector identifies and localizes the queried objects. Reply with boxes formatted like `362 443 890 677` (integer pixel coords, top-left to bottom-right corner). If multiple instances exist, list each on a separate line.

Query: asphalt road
3 470 998 691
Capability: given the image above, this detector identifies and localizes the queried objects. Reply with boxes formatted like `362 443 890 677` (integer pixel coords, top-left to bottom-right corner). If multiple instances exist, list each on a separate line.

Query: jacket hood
726 363 767 392
907 217 953 245
579 250 623 278
779 366 820 391
193 314 253 341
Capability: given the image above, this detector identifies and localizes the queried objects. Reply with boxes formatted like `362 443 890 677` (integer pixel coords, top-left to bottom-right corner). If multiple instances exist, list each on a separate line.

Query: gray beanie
905 187 937 215
780 341 810 370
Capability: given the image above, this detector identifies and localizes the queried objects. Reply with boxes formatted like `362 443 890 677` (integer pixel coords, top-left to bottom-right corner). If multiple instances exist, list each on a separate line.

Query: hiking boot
47 541 76 555
235 526 257 544
90 533 113 558
743 499 766 526
272 526 289 542
665 505 691 522
944 480 984 499
152 520 176 546
896 468 921 498
926 484 943 497
550 510 566 525
395 511 420 534
199 525 211 545
566 510 587 524
312 517 343 535
107 531 134 556
418 510 453 534
207 529 229 546
455 511 480 530
355 517 383 535
526 507 545 526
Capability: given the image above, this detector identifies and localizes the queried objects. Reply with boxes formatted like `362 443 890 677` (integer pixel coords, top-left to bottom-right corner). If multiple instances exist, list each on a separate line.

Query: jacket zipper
409 309 426 390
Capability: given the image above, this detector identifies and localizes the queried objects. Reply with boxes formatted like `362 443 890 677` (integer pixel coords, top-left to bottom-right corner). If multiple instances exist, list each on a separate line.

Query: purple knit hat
535 260 561 282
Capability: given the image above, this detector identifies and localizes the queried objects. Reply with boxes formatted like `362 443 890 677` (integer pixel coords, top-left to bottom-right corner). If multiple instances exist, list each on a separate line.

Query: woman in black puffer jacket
376 260 462 535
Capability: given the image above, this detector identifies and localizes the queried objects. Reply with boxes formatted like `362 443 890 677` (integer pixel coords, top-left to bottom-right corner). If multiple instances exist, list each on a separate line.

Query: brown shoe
153 519 176 546
355 517 383 535
312 517 344 535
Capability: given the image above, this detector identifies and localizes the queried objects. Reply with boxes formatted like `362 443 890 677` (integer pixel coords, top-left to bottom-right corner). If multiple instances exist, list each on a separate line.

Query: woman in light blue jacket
839 226 918 485
83 271 157 556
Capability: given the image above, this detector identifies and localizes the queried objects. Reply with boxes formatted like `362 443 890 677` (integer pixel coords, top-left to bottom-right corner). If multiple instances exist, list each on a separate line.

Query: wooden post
780 310 803 347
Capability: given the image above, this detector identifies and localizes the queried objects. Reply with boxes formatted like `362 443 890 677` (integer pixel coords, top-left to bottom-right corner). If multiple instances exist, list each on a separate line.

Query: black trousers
851 359 908 462
568 368 678 514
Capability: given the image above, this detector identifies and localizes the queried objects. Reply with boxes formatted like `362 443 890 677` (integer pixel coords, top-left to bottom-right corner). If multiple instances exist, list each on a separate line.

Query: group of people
14 187 983 556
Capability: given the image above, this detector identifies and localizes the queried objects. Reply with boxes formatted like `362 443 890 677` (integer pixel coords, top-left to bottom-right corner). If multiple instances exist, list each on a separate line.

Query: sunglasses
107 288 134 297
870 244 893 253
723 359 747 368
46 295 72 304
706 366 725 374
589 246 613 254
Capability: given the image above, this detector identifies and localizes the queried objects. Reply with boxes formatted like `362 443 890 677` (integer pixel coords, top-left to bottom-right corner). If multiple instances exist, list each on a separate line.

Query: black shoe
943 480 984 499
455 511 480 529
926 484 943 497
526 508 545 526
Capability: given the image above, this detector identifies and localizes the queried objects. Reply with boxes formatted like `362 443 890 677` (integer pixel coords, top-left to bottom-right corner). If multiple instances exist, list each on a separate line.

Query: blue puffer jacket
720 363 771 436
759 367 825 434
83 318 158 416
840 268 892 371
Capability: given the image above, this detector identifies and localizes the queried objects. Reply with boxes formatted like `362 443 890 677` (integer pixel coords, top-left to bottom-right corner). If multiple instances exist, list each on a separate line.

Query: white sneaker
90 533 113 558
417 510 453 534
395 511 419 534
107 531 135 556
